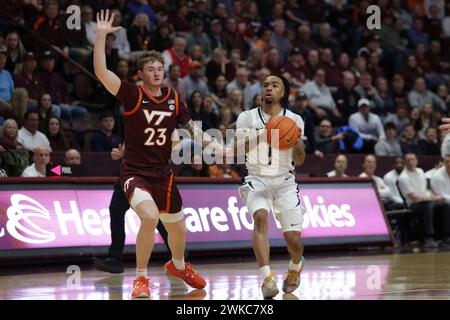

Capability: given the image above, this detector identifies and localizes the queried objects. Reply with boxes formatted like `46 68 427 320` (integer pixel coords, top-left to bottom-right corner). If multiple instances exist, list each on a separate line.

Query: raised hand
96 9 122 35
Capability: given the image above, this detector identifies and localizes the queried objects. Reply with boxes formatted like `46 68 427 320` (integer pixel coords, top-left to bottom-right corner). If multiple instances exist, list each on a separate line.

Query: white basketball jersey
236 107 305 177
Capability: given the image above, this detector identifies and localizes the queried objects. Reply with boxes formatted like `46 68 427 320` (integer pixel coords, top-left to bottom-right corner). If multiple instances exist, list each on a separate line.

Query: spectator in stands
205 48 227 85
187 91 214 131
391 74 409 109
179 61 210 103
430 154 450 204
301 68 342 124
293 24 318 57
282 47 306 88
186 18 212 58
82 5 96 47
37 51 87 127
226 67 252 110
385 105 410 135
127 13 152 52
225 49 241 82
172 3 191 36
36 93 56 133
263 47 282 75
246 46 264 79
162 37 190 78
210 74 228 109
418 126 440 155
4 31 25 74
349 98 385 153
21 146 50 178
436 84 450 111
375 122 402 156
0 45 14 112
46 116 70 152
333 71 361 119
290 92 315 154
17 111 51 151
383 156 407 208
13 52 52 113
359 154 398 209
162 64 182 93
110 9 132 62
354 73 385 115
64 149 81 165
304 49 320 79
376 76 396 114
315 119 343 158
225 88 244 127
319 48 342 88
187 0 212 29
425 40 450 84
208 19 230 52
314 22 342 58
34 0 69 57
270 19 289 64
399 55 425 89
400 124 420 155
406 16 429 49
148 22 172 53
0 118 28 176
222 17 246 57
398 153 450 248
91 111 123 152
326 154 348 178
407 77 446 112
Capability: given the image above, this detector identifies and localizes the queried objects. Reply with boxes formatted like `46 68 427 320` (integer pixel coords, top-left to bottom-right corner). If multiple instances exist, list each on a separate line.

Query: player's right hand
96 10 122 35
111 144 124 160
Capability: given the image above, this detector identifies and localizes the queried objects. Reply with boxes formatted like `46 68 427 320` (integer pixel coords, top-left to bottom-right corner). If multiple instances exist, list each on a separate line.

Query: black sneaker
93 257 124 274
423 238 439 248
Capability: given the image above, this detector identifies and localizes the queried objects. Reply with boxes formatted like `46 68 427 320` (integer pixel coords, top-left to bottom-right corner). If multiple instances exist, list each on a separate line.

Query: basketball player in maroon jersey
94 10 210 299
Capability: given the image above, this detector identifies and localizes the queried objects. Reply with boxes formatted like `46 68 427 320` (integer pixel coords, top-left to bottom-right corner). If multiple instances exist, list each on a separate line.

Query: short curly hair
138 51 164 71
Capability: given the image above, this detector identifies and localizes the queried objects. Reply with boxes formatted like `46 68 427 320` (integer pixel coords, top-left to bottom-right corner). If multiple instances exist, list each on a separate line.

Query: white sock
172 257 185 270
259 265 271 279
136 268 147 278
288 259 303 272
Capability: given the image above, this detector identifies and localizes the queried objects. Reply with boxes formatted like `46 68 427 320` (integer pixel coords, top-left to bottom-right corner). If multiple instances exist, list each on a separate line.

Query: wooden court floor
1 250 450 300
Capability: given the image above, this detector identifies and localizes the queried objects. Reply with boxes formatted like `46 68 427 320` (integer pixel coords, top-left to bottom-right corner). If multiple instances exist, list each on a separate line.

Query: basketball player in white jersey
235 75 306 299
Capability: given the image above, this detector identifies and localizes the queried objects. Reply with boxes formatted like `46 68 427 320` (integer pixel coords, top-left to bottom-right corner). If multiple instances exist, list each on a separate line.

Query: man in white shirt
430 154 450 203
349 98 385 153
359 154 398 209
326 154 348 177
442 134 450 158
21 146 50 177
17 111 51 152
300 68 342 124
398 153 450 247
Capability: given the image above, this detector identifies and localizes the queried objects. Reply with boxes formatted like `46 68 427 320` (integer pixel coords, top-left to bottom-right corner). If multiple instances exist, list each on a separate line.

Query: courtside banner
0 181 391 252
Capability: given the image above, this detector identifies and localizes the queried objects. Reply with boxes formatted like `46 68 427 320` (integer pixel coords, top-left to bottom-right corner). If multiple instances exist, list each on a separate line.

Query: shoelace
183 262 198 279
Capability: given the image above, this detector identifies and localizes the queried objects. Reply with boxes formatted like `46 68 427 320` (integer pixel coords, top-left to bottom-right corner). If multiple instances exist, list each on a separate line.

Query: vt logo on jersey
142 110 173 146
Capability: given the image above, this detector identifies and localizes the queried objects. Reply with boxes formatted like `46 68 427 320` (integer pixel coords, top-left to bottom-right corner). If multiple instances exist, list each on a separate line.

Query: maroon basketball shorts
120 172 183 221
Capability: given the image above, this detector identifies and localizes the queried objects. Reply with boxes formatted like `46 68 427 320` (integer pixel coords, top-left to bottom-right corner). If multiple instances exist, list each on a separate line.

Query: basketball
266 115 300 150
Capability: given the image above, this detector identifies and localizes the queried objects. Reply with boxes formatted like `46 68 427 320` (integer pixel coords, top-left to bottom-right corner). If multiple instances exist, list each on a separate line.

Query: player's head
262 75 290 108
137 51 165 87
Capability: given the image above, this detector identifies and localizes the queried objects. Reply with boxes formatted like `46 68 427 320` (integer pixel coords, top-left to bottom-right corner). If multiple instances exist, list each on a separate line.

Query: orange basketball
266 115 300 150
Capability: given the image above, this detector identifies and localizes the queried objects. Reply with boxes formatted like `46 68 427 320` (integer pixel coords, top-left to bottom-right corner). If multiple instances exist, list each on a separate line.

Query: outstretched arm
94 10 122 95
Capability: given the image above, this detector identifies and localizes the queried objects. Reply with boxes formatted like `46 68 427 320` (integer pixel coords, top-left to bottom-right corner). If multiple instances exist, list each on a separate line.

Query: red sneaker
131 276 151 299
164 260 206 289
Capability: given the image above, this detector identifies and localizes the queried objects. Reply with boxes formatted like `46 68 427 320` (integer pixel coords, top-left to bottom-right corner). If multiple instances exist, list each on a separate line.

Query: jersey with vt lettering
236 107 304 176
115 81 190 173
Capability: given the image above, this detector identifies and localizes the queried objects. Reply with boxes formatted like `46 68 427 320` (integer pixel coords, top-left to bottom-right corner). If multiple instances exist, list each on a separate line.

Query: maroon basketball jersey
116 81 191 173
